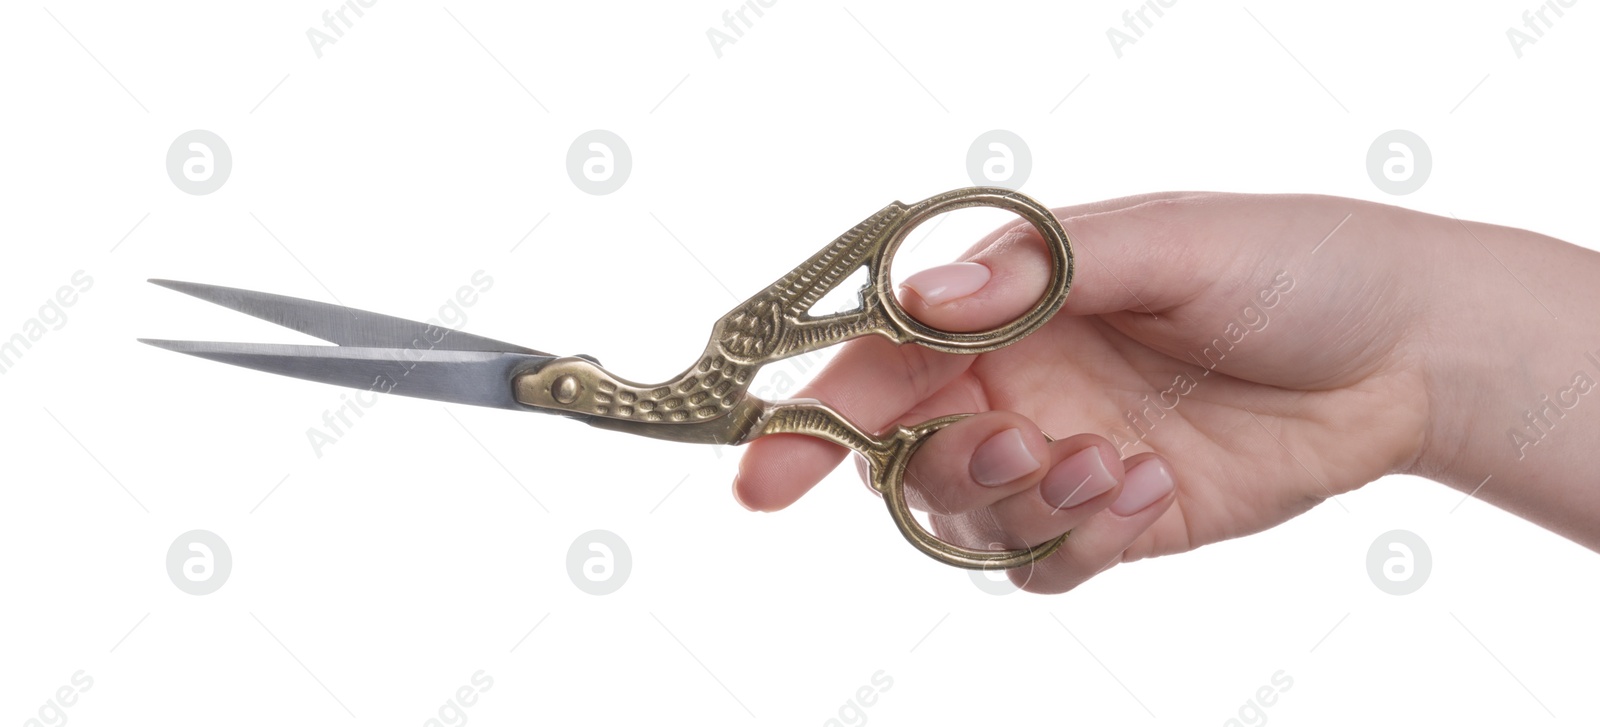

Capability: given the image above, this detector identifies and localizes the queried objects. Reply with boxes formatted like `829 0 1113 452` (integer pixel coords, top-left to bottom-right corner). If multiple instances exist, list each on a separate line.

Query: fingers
898 193 1223 330
894 421 1177 594
971 434 1131 546
900 226 1051 333
1055 199 1222 317
735 192 1213 513
1006 454 1178 594
900 411 1055 516
733 336 975 512
890 409 1134 541
925 451 1177 594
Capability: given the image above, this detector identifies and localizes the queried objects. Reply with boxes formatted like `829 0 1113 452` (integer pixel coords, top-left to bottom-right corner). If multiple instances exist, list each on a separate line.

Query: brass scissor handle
868 188 1074 354
754 405 1070 569
146 186 1074 571
738 187 1077 569
876 415 1071 569
514 187 1075 570
705 186 1074 365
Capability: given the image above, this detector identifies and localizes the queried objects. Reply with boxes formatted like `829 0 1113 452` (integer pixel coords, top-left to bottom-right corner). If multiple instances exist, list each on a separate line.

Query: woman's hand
734 192 1600 593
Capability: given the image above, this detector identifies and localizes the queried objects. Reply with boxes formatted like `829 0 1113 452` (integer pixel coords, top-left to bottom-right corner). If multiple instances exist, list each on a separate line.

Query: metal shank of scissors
513 186 1076 570
143 187 1074 571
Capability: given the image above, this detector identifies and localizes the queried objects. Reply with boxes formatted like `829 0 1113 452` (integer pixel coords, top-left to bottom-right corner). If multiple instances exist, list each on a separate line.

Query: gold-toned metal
551 374 580 404
753 404 1071 569
512 187 1074 569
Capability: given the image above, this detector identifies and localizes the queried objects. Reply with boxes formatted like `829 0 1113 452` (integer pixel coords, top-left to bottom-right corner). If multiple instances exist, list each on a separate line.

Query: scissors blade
139 339 550 410
148 279 546 355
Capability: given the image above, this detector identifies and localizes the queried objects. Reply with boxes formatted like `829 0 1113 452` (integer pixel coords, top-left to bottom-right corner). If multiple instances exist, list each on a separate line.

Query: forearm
1410 211 1600 550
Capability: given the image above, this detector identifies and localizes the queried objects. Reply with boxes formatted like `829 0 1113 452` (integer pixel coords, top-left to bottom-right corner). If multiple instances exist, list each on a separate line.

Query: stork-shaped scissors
144 187 1075 569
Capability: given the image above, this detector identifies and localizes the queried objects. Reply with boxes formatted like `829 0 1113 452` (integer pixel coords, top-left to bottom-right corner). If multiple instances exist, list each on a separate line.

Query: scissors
143 187 1075 570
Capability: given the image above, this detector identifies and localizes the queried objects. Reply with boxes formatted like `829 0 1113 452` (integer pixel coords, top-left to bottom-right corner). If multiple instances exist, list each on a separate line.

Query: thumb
897 194 1217 330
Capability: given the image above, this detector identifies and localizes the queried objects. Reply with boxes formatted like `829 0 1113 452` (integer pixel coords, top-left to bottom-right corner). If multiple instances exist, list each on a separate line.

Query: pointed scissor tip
147 279 203 298
138 337 183 351
139 338 218 356
148 278 199 293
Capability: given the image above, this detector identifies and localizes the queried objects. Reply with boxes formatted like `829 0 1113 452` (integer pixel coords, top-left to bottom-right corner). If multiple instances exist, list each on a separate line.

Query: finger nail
1111 459 1174 516
901 262 990 306
971 428 1040 486
1041 447 1118 510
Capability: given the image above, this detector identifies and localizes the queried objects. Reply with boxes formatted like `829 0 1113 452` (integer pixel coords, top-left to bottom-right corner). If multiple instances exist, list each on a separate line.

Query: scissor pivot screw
552 374 581 404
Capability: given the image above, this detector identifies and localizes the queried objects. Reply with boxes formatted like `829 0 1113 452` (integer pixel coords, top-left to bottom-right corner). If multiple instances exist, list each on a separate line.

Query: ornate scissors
143 187 1075 569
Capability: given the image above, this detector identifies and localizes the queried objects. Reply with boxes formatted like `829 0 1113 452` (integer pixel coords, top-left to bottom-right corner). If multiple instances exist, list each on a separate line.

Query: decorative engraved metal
513 187 1075 569
147 187 1075 571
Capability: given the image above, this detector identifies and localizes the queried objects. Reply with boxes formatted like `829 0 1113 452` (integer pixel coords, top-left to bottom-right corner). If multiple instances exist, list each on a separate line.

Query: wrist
1403 212 1519 484
1406 212 1600 488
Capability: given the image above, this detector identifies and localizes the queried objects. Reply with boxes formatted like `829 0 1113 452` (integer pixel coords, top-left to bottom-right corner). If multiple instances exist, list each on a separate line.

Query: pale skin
733 193 1600 593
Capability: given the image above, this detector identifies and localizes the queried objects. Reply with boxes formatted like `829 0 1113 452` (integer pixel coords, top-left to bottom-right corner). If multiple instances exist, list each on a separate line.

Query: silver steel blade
139 339 551 410
148 279 545 355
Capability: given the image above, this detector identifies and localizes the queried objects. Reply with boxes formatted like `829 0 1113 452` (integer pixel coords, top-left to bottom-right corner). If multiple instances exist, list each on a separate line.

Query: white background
3 1 1598 725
